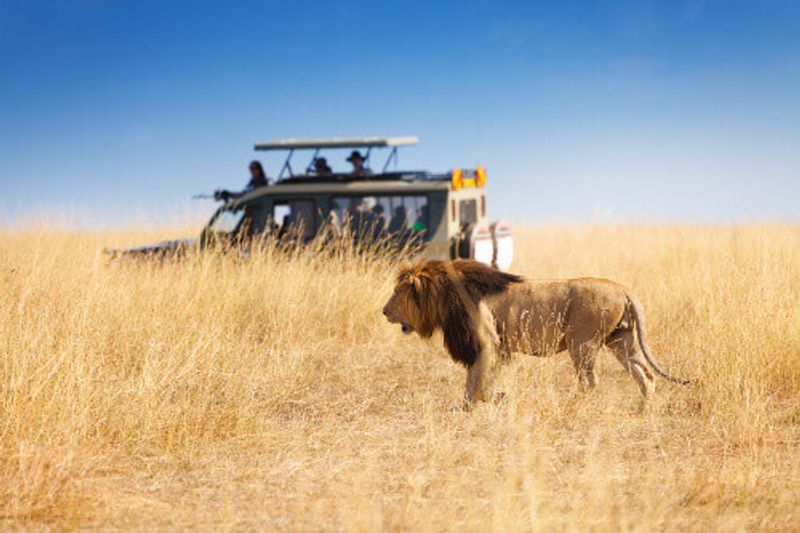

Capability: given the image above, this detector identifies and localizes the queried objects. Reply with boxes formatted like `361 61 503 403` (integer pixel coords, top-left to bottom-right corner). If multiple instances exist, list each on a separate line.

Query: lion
382 259 689 405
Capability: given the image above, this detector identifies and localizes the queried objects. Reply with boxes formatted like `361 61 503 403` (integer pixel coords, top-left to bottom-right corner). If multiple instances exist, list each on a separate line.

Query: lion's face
382 283 418 335
382 265 443 338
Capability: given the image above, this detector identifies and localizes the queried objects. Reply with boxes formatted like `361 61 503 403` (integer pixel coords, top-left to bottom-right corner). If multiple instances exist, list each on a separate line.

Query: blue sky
1 0 798 227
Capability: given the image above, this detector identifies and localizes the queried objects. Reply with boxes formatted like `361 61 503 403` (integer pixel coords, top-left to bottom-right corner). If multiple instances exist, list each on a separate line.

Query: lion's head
382 261 444 338
382 260 523 365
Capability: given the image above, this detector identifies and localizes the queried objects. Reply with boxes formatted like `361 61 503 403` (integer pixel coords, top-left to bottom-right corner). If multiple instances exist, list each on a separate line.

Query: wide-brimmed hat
346 150 365 162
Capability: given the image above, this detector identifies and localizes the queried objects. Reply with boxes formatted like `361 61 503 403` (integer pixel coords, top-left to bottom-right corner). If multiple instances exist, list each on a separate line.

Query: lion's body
382 260 688 405
487 278 626 358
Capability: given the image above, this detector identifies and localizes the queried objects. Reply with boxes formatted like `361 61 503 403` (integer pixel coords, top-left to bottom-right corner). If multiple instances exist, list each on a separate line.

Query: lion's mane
394 260 523 366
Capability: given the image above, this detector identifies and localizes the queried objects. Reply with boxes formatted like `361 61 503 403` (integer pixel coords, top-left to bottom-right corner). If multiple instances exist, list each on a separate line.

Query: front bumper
105 237 197 260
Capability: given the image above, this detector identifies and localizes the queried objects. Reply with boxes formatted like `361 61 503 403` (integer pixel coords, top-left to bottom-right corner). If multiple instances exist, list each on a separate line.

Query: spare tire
490 220 514 271
453 224 494 266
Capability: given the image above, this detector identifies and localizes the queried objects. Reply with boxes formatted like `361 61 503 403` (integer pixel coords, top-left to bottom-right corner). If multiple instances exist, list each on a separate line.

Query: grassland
1 225 799 530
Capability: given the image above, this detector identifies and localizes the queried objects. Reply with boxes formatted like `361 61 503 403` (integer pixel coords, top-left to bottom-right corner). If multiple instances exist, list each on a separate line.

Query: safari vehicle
115 136 513 270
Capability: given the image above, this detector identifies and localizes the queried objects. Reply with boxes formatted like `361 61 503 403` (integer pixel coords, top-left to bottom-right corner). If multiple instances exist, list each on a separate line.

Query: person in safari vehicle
346 150 373 177
214 160 269 201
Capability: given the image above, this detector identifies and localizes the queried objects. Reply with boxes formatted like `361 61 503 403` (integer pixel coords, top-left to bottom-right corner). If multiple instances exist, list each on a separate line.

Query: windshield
209 207 245 233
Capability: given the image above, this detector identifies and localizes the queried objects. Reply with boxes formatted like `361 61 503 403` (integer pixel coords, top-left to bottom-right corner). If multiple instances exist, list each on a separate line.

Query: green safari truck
114 136 513 270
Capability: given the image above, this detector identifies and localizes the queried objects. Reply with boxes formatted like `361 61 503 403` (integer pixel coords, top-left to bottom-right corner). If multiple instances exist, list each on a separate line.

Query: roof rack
255 135 419 178
254 136 418 151
275 171 436 185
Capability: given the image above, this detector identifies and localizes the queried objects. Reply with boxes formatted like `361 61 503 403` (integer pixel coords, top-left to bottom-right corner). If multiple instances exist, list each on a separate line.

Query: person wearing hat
311 157 332 176
346 150 373 177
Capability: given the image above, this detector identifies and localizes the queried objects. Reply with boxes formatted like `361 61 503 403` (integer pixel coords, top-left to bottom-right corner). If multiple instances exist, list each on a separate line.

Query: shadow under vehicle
112 136 513 269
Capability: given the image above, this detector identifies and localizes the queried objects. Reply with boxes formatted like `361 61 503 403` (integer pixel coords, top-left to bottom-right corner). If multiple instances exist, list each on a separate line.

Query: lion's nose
382 306 389 317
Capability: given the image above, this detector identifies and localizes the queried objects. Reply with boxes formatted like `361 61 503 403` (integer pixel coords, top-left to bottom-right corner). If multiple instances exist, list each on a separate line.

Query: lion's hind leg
605 328 655 399
565 335 602 391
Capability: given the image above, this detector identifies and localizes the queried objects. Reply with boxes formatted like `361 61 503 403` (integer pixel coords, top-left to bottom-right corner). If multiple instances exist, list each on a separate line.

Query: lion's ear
412 275 425 295
407 274 429 308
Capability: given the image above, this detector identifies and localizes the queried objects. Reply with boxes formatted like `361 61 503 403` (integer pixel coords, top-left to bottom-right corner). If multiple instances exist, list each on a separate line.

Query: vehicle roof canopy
254 136 418 151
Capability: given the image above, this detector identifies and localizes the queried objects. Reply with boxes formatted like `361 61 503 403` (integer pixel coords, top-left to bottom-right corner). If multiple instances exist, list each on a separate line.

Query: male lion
382 259 688 405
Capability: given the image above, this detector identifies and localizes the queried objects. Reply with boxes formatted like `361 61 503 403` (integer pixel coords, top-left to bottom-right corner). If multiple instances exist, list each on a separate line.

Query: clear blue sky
1 0 798 227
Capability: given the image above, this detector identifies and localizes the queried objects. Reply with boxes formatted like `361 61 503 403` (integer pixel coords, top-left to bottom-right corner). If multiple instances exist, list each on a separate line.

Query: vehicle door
271 198 318 241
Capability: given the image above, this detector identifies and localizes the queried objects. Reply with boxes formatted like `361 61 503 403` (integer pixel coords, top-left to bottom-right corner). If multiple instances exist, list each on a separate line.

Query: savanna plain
1 224 799 530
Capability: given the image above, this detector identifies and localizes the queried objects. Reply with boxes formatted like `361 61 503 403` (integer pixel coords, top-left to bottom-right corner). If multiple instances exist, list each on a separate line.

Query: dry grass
1 224 799 530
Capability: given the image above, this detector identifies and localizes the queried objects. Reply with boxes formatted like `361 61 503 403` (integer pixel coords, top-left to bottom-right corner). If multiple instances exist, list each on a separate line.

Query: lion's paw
492 391 507 405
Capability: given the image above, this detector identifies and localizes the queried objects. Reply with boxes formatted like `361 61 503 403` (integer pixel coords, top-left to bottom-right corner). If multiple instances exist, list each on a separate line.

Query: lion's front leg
464 304 501 405
464 355 490 403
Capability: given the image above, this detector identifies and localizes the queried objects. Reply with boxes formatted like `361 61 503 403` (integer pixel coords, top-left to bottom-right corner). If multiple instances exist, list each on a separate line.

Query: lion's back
565 277 631 306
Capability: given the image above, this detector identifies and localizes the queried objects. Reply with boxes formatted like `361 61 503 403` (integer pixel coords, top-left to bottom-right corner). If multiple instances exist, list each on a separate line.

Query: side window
331 195 429 238
460 199 477 226
386 196 410 233
407 195 429 234
273 204 291 228
330 196 383 234
329 197 348 227
273 200 316 239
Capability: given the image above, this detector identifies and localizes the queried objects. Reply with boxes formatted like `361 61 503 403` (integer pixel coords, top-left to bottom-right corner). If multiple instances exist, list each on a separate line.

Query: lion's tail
627 295 691 385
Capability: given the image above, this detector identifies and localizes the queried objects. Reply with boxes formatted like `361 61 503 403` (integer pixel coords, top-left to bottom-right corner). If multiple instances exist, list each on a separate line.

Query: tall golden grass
1 225 799 529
